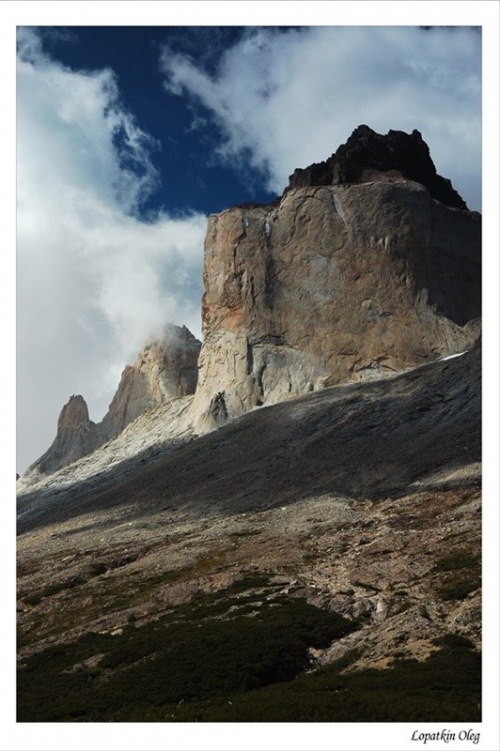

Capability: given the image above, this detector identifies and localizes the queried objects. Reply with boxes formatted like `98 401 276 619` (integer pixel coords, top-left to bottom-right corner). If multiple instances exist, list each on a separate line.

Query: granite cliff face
28 395 103 477
192 171 480 429
100 324 201 439
22 325 201 481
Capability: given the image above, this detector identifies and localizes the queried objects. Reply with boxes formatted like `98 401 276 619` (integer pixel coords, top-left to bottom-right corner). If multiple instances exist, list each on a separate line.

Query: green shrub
436 579 480 601
431 633 475 650
17 580 356 722
432 553 479 573
18 577 481 723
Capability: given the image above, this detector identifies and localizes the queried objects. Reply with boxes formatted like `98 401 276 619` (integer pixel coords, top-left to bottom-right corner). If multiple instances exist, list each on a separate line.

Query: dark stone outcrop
288 125 468 210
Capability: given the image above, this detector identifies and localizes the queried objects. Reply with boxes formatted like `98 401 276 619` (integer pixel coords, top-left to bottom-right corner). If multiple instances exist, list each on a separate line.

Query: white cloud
161 26 481 210
17 29 207 473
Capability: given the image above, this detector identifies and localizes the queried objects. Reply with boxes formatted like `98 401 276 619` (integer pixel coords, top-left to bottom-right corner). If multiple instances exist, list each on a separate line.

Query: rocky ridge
288 124 469 210
20 324 200 486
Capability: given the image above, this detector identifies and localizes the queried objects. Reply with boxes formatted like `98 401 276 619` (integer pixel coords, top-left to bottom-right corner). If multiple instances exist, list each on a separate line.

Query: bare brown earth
17 342 481 674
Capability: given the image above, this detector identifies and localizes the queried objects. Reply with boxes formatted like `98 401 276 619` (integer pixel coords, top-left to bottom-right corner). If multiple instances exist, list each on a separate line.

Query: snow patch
441 350 467 361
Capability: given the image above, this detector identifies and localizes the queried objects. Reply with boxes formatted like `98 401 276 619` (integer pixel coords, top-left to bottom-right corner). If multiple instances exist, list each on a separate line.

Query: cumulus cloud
17 29 206 472
161 26 481 209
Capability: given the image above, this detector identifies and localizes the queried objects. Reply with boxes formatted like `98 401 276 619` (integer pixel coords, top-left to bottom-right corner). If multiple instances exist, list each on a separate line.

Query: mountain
193 176 479 429
16 127 482 723
19 324 201 486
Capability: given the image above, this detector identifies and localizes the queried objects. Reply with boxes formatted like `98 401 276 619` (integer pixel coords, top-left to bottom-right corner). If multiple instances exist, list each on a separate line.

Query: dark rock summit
288 125 468 210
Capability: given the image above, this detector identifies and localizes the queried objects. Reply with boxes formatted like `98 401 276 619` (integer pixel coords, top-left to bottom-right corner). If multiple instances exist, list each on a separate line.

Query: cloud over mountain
161 26 481 210
17 29 207 472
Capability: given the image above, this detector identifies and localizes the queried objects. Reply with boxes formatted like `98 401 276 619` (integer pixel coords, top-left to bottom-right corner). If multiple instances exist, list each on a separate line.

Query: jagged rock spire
22 325 201 480
100 324 201 438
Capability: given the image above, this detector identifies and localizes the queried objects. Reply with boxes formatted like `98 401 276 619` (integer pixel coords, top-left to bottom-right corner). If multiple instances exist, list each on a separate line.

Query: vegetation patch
432 553 479 573
18 578 356 722
166 644 481 723
431 552 481 602
18 547 238 633
431 633 475 650
436 579 480 602
228 529 262 539
18 572 481 723
21 574 88 606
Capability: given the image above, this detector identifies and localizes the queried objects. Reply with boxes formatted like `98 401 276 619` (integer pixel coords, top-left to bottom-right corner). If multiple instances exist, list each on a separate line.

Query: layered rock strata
192 178 480 429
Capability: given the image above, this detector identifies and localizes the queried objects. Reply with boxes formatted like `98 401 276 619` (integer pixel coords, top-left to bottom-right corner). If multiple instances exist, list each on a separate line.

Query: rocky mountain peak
288 125 468 210
21 324 201 482
25 395 101 479
192 127 480 429
56 394 90 431
100 324 201 437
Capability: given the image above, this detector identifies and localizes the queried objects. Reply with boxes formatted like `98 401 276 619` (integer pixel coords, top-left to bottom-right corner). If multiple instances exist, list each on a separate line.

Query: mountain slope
19 324 200 485
16 126 482 723
18 340 480 532
16 343 481 722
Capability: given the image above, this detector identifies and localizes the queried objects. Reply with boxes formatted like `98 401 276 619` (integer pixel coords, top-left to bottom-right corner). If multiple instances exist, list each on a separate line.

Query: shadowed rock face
17 339 481 531
288 125 468 210
193 177 480 429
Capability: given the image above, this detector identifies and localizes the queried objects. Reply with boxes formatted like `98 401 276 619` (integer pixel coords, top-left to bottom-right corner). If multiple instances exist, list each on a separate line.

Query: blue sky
33 26 278 216
16 23 483 473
